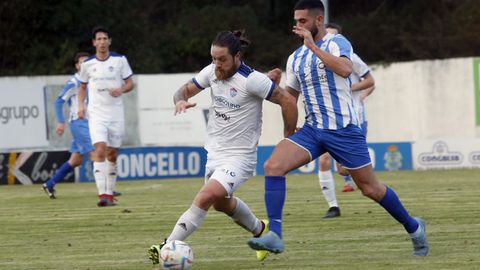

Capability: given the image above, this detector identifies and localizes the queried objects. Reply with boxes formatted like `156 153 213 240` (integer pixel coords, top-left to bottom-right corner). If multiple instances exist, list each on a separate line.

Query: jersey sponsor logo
214 109 230 121
418 141 463 165
213 96 240 109
0 105 40 125
229 88 238 97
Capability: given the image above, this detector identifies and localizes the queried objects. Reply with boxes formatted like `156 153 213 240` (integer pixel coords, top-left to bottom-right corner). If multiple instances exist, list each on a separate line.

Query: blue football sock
379 186 419 233
343 175 353 183
47 161 73 188
265 176 286 238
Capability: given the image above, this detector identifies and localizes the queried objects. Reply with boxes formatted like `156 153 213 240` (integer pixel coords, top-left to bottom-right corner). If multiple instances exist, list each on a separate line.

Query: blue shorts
69 119 94 155
288 123 371 169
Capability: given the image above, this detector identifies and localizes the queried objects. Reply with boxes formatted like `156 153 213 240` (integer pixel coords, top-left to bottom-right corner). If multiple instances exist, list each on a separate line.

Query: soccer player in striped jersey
78 26 134 207
42 52 93 199
318 23 376 218
248 0 428 257
148 30 297 265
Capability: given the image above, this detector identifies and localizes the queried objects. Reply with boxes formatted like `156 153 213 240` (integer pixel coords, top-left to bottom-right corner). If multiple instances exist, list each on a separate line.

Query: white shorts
89 118 125 148
204 157 255 196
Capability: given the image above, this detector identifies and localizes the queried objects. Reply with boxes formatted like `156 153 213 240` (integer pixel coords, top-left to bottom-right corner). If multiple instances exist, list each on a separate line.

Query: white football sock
167 204 207 242
319 170 338 208
229 197 262 236
106 161 117 195
93 161 107 195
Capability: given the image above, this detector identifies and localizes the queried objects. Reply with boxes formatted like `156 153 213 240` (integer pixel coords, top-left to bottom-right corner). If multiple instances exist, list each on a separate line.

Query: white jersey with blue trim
57 73 87 122
286 33 357 130
350 53 370 125
79 52 133 122
193 62 275 160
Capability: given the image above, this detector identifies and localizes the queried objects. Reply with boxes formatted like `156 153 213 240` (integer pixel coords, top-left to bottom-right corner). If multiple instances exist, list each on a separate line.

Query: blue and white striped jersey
55 73 87 123
350 53 371 125
286 33 357 130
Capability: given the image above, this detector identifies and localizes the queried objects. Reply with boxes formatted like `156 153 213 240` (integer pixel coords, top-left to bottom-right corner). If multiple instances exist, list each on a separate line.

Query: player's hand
267 68 282 85
109 88 123 97
56 123 65 136
78 106 85 119
174 100 197 115
292 26 315 50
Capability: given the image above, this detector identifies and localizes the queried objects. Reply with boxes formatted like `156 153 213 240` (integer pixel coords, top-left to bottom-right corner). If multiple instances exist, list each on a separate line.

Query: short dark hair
294 0 325 12
74 51 90 64
325 22 342 34
92 26 110 39
212 30 251 57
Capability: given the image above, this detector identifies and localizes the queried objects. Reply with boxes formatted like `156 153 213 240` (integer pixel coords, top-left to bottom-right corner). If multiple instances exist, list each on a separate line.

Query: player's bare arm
109 77 134 97
292 25 352 78
352 72 375 92
268 85 299 137
77 82 87 119
360 86 375 102
56 123 65 136
173 80 202 115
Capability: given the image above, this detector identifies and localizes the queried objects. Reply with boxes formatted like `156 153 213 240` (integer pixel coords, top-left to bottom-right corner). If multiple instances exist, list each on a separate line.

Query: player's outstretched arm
173 80 202 115
268 86 299 137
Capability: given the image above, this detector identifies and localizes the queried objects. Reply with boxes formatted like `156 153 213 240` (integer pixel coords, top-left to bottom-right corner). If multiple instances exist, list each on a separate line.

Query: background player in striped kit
248 0 428 257
318 22 376 218
42 52 93 199
78 26 134 207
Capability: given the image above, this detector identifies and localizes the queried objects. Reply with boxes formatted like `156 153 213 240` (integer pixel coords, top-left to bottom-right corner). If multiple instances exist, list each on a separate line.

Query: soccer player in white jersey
248 0 429 257
148 30 297 264
78 26 134 207
317 23 376 218
42 52 93 199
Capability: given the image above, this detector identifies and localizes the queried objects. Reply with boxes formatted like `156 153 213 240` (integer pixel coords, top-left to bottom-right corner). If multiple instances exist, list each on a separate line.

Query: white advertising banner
412 139 480 170
137 74 211 146
0 77 48 149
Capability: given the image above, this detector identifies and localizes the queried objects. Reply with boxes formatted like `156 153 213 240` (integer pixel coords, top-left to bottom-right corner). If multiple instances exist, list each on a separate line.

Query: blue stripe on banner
298 48 318 127
310 53 329 128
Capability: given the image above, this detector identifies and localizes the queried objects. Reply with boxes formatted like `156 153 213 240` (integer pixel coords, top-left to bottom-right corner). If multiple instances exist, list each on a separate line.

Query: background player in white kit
78 26 134 207
148 30 297 264
42 52 93 199
318 23 376 218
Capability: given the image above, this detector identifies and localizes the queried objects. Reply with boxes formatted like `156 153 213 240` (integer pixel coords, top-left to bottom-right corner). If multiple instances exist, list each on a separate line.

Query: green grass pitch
1 169 479 269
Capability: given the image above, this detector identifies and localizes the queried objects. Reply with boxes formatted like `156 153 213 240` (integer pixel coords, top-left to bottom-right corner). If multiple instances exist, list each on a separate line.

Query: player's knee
193 191 217 210
358 184 383 201
264 159 285 175
337 167 349 176
319 159 331 171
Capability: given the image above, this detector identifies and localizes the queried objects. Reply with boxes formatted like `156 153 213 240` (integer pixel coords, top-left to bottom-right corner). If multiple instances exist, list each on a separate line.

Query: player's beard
309 24 319 39
215 65 236 80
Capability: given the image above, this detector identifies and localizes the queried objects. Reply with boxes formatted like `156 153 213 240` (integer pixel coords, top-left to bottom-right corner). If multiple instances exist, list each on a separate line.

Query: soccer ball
160 240 193 270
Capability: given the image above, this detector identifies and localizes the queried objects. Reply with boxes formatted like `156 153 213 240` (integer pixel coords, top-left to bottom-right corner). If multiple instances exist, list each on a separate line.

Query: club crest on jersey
229 88 238 97
109 66 114 72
